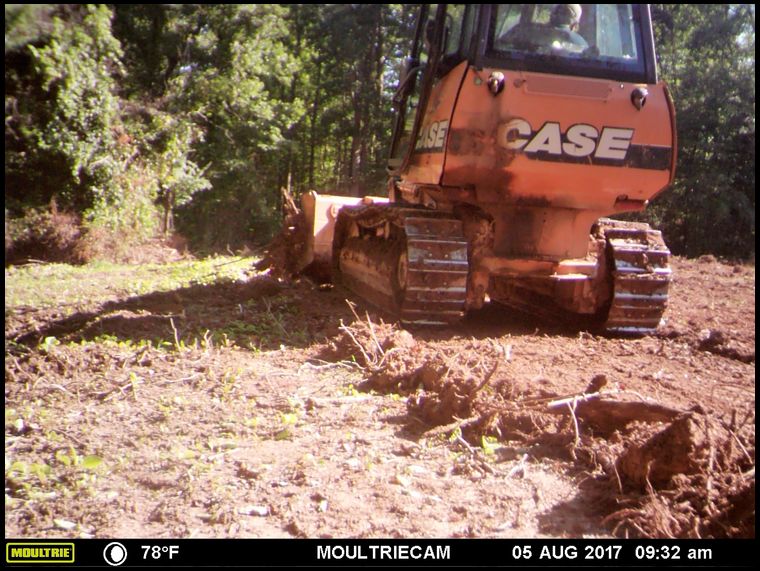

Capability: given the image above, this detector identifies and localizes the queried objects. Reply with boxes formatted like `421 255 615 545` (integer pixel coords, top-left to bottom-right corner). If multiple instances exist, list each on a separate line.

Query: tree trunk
309 59 322 189
349 86 363 197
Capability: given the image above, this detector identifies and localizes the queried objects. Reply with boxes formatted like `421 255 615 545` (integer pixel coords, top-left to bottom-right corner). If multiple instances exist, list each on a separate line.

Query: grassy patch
5 256 257 310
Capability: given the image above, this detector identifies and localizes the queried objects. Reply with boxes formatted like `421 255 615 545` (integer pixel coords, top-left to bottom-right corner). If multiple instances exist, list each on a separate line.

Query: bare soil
5 256 754 539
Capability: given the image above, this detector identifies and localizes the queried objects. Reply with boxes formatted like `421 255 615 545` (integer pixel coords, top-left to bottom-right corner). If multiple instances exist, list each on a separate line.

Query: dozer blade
299 191 388 278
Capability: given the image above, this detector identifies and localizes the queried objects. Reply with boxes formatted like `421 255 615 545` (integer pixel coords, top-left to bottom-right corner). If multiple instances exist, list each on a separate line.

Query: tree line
4 4 755 261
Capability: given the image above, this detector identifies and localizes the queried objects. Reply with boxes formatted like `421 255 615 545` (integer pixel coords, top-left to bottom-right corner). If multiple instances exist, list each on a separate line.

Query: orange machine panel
442 67 675 215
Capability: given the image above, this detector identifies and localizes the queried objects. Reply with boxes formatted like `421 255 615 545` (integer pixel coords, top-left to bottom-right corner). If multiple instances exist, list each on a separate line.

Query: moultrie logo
6 542 75 564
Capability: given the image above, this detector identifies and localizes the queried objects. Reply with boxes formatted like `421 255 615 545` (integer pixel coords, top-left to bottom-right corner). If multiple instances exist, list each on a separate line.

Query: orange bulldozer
294 4 676 334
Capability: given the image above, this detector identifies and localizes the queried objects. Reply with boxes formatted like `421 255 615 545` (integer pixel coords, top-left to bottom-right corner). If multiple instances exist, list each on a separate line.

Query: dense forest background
4 4 755 262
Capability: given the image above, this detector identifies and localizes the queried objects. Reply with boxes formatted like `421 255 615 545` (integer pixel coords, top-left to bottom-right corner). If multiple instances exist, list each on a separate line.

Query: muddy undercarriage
330 200 671 334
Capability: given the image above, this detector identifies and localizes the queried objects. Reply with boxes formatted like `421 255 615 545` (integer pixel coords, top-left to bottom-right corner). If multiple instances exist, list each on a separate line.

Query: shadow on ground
9 276 357 351
9 273 638 356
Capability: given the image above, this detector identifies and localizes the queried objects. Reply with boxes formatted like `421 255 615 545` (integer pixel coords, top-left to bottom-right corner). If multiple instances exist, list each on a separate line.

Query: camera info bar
4 538 752 567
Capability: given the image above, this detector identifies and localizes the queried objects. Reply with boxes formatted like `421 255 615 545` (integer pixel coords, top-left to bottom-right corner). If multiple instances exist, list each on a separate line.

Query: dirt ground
5 255 754 539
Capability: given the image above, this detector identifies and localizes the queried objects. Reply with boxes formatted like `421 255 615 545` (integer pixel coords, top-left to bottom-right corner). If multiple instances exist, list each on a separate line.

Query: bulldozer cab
389 4 662 177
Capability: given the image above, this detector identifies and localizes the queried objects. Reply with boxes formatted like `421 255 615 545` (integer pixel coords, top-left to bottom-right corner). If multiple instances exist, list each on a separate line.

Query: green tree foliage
163 5 308 248
289 4 416 197
648 4 755 258
6 5 210 259
4 5 57 53
148 113 210 235
5 4 755 258
6 5 121 214
29 5 124 211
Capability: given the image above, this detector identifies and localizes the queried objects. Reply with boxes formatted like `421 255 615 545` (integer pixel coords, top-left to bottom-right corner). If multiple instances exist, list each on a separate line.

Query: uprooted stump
616 411 741 490
323 315 514 428
593 405 755 538
254 188 310 280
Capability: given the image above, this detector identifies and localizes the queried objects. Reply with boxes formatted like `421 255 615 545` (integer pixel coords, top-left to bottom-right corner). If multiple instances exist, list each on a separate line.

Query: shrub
5 205 82 265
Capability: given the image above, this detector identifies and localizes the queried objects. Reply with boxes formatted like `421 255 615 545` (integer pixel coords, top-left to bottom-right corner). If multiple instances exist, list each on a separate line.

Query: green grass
5 253 317 350
5 256 258 310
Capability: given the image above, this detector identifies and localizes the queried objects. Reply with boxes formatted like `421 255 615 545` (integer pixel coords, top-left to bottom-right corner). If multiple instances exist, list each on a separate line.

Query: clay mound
320 316 415 369
705 475 754 537
404 350 493 426
326 319 559 436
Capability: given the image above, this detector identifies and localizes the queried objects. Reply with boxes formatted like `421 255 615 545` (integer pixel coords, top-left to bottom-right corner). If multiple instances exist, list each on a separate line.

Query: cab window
439 5 475 74
488 4 648 83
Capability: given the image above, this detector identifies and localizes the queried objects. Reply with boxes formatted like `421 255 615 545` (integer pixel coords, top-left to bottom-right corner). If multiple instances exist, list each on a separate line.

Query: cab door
388 5 476 184
388 5 435 173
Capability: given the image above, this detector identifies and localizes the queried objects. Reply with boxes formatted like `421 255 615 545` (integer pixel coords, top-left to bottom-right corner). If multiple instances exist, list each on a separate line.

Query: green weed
274 409 300 441
481 435 498 457
39 336 60 353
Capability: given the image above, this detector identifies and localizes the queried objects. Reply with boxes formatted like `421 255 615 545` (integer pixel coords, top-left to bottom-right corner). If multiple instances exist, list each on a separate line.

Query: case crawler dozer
299 4 676 334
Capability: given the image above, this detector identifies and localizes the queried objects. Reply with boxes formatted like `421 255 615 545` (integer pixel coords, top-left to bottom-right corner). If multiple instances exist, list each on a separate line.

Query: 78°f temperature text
142 545 179 560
